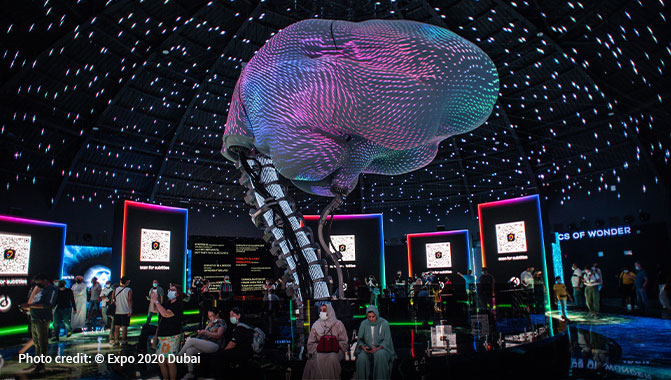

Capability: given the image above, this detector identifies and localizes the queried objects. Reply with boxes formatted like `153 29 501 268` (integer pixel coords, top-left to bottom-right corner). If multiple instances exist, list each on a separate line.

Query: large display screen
478 195 550 308
407 230 470 278
495 221 528 254
62 245 112 287
0 233 31 275
140 228 171 262
112 201 187 313
191 236 273 296
425 242 452 269
331 234 356 262
0 215 65 328
302 214 386 289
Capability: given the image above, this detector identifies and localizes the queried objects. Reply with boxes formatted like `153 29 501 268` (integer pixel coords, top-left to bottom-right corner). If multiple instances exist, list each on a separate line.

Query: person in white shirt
584 267 602 318
520 267 535 312
570 264 584 309
70 275 87 330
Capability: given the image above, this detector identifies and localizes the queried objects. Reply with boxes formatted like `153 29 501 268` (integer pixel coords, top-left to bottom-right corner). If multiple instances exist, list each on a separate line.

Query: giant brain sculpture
221 19 498 308
223 19 499 196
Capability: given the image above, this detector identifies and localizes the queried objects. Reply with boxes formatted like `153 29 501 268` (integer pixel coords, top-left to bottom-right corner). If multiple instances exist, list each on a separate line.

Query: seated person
220 307 255 363
178 307 226 380
303 303 349 380
355 305 396 380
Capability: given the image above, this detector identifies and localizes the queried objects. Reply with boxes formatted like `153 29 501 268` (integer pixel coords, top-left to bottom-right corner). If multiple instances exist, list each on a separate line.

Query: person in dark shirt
20 273 57 374
478 267 495 309
220 307 254 363
634 262 649 313
153 283 184 380
52 280 76 341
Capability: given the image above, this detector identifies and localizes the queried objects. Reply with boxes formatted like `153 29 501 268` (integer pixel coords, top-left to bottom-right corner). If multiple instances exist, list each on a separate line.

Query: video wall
112 201 187 312
190 236 273 296
0 215 65 326
302 213 386 289
407 230 471 278
478 195 550 296
62 245 112 287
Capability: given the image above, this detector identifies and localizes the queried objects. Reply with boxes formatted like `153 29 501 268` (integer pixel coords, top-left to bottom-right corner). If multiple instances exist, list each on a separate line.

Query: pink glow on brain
223 19 499 196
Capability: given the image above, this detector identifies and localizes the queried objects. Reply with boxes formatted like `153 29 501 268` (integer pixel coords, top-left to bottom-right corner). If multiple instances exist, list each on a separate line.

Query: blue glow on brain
223 19 499 196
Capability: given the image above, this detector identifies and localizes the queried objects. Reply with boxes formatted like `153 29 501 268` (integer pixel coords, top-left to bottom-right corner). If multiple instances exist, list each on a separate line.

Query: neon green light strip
0 309 199 336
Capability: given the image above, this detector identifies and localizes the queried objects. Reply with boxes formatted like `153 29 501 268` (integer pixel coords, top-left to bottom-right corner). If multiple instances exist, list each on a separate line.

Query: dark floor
0 303 669 379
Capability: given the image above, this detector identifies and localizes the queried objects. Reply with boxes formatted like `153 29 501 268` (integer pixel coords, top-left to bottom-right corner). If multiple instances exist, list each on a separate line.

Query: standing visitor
477 268 495 309
71 275 87 330
100 281 113 329
618 267 636 311
146 280 164 325
634 262 649 313
112 277 133 346
571 264 584 309
584 267 602 318
52 280 76 341
20 274 57 374
153 284 184 380
87 277 102 327
553 277 572 321
656 265 669 310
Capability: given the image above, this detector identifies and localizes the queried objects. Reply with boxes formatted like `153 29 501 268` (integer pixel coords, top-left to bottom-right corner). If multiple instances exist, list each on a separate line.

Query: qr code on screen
330 235 356 262
140 229 171 262
495 221 527 254
426 242 452 268
0 233 31 275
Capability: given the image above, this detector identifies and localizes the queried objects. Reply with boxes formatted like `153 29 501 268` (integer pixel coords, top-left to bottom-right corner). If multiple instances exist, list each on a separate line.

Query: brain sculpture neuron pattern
223 19 499 196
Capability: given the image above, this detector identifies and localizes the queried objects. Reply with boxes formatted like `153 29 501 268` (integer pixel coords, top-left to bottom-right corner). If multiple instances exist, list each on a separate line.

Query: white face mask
319 311 328 321
230 317 238 324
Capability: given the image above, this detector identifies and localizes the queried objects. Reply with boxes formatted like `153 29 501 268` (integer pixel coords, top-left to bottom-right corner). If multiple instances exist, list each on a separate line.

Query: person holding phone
355 305 395 380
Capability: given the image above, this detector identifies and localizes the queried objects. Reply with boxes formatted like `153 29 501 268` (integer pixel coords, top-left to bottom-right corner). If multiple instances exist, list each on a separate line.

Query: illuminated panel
330 234 356 262
477 195 550 314
140 228 171 262
425 242 452 269
495 221 527 254
303 213 385 289
0 233 31 275
0 215 66 278
406 230 470 277
120 201 188 289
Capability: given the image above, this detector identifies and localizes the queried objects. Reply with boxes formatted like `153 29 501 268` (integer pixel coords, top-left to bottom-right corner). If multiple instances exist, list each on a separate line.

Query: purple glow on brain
223 19 499 196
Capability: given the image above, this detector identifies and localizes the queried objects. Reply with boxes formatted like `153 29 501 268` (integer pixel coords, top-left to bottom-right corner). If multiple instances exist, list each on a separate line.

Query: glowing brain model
223 19 499 196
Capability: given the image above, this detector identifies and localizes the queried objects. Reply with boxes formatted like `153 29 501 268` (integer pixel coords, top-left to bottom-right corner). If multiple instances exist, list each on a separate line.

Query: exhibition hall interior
0 0 670 379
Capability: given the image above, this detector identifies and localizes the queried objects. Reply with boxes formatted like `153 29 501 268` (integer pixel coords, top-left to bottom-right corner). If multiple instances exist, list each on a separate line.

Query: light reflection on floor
548 310 671 379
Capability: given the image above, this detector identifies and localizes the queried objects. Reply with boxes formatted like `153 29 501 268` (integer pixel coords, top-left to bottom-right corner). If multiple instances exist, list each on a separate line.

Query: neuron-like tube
222 19 499 307
235 150 330 309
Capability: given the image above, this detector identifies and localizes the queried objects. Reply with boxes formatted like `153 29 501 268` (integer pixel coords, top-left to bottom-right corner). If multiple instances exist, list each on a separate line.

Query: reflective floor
0 305 668 379
551 310 671 379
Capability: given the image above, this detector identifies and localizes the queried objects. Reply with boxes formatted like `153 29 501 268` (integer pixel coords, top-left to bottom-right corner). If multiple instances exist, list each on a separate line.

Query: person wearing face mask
178 308 225 380
355 305 396 380
217 307 255 366
303 303 349 380
152 283 184 380
100 281 113 329
71 275 87 330
146 279 165 325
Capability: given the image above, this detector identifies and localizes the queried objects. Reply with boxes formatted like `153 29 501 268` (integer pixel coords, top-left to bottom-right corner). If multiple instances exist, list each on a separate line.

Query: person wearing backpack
303 303 349 380
220 307 256 364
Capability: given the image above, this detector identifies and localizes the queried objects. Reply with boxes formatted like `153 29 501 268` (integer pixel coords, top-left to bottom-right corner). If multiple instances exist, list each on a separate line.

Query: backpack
238 323 265 354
